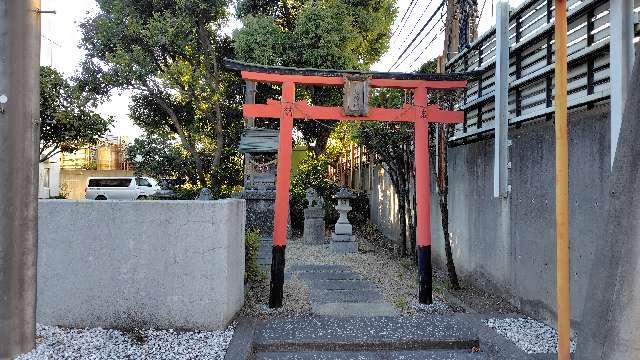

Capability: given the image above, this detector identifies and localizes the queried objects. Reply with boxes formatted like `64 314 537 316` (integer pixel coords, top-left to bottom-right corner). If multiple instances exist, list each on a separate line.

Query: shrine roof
223 59 481 81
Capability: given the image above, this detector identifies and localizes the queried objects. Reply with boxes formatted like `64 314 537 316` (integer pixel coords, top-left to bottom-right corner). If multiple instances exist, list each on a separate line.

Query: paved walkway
287 264 397 316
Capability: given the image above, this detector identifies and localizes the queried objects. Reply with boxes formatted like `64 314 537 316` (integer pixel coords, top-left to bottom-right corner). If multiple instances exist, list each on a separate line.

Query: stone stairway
241 316 487 359
287 264 397 316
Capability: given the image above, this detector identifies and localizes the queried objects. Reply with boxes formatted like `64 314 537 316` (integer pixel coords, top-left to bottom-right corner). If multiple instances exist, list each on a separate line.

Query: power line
390 0 419 38
398 0 433 46
388 0 446 71
396 20 445 70
407 24 446 66
394 0 436 50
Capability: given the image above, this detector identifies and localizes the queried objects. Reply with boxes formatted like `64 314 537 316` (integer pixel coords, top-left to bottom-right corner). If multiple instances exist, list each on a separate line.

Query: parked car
85 176 161 200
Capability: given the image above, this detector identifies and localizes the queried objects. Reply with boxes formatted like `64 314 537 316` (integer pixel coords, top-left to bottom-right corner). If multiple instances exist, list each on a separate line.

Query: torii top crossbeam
224 59 476 308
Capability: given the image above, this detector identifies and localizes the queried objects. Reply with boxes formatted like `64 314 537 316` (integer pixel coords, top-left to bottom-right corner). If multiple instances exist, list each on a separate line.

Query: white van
85 177 161 200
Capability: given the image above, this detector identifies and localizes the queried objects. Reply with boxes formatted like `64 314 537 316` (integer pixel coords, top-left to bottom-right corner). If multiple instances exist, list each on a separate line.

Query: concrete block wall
37 199 245 330
369 105 611 326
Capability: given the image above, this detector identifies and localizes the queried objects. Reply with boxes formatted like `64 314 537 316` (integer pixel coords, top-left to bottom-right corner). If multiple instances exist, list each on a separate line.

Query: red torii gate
225 59 475 308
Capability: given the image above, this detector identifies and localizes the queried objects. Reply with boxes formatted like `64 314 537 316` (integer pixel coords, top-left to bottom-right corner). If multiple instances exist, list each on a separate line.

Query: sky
40 0 525 139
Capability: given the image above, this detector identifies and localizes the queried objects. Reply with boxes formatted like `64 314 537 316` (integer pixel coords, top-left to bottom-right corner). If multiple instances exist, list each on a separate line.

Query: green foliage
234 0 396 155
233 16 285 65
39 66 113 162
126 134 194 181
79 0 244 191
174 184 203 200
234 0 395 70
245 229 265 282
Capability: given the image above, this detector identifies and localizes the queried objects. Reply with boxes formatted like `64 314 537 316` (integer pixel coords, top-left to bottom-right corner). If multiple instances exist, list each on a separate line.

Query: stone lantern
331 187 357 253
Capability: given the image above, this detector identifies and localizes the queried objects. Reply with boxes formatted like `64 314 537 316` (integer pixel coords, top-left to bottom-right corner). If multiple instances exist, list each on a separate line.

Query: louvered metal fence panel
446 0 640 141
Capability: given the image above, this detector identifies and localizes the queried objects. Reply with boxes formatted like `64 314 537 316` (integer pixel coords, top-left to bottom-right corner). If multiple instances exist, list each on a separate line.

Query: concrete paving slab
289 265 353 273
255 350 488 359
312 302 397 317
309 279 375 290
310 289 384 303
296 271 363 281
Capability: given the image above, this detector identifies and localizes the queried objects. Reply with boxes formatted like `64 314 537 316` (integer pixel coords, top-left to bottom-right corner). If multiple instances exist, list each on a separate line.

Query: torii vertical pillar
269 82 295 308
414 87 433 304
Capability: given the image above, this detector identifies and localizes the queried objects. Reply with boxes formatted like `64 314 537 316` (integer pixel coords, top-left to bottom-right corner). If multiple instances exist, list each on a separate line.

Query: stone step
255 350 488 360
312 302 397 316
255 315 480 353
310 289 384 303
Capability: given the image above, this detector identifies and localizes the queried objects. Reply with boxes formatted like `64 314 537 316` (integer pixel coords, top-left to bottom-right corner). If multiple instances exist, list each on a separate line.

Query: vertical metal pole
269 81 295 308
414 87 432 304
494 0 510 198
0 1 41 359
609 0 635 166
554 2 570 359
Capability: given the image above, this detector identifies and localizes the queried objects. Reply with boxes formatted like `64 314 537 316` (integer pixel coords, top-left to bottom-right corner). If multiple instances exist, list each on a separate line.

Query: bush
175 184 202 200
245 229 264 282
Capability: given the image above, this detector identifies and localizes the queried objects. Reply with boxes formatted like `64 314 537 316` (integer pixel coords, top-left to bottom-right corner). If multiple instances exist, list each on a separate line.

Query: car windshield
88 178 132 187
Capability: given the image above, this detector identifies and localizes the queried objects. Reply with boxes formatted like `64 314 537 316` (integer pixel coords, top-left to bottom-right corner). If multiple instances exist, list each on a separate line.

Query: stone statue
197 187 212 200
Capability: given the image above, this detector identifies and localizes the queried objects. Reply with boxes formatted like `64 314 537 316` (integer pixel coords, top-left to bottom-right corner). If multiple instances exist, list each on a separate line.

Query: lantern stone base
331 233 358 253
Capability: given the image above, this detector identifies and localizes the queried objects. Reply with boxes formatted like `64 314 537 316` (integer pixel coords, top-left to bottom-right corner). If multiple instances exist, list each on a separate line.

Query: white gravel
16 323 234 360
484 317 576 354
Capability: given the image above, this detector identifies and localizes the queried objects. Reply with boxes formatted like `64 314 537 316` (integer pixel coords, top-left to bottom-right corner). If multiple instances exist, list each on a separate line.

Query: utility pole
443 0 460 61
0 1 41 359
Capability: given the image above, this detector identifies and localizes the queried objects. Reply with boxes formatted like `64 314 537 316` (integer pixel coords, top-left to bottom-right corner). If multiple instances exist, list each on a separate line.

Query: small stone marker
197 187 212 200
303 188 325 244
331 188 357 253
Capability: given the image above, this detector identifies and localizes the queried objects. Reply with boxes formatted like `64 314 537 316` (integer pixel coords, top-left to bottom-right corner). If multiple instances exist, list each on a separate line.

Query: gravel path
286 237 454 315
484 317 577 354
16 323 234 360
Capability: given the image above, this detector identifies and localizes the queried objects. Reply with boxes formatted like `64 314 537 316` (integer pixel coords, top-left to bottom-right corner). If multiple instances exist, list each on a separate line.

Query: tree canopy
79 0 243 190
233 0 396 154
39 66 113 162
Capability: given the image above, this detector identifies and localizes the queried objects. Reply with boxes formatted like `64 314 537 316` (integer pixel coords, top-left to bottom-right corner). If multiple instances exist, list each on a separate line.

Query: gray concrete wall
370 105 611 326
37 199 246 330
369 164 402 242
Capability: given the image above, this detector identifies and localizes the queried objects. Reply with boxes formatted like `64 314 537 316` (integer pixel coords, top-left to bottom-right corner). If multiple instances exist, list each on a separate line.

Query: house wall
369 105 611 327
37 199 246 330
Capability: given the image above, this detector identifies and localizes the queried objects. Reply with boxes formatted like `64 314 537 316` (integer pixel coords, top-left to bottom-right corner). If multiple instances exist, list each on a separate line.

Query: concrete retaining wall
37 199 245 330
369 105 610 326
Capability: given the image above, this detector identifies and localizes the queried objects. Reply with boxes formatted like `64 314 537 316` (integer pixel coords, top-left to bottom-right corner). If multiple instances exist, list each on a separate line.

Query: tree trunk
196 20 225 183
149 89 207 187
437 124 460 290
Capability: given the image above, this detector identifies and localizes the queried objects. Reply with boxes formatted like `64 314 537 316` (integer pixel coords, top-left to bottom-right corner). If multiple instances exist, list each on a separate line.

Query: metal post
269 81 295 308
0 1 41 359
554 2 570 359
414 87 432 304
493 0 510 198
609 0 635 166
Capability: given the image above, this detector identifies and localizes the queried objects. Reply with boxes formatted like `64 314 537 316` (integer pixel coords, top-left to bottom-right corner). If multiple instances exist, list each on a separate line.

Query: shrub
245 229 264 282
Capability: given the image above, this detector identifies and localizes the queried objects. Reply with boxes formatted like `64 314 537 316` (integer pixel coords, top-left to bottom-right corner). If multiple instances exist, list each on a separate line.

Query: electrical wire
396 19 444 69
387 0 446 71
394 0 436 49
